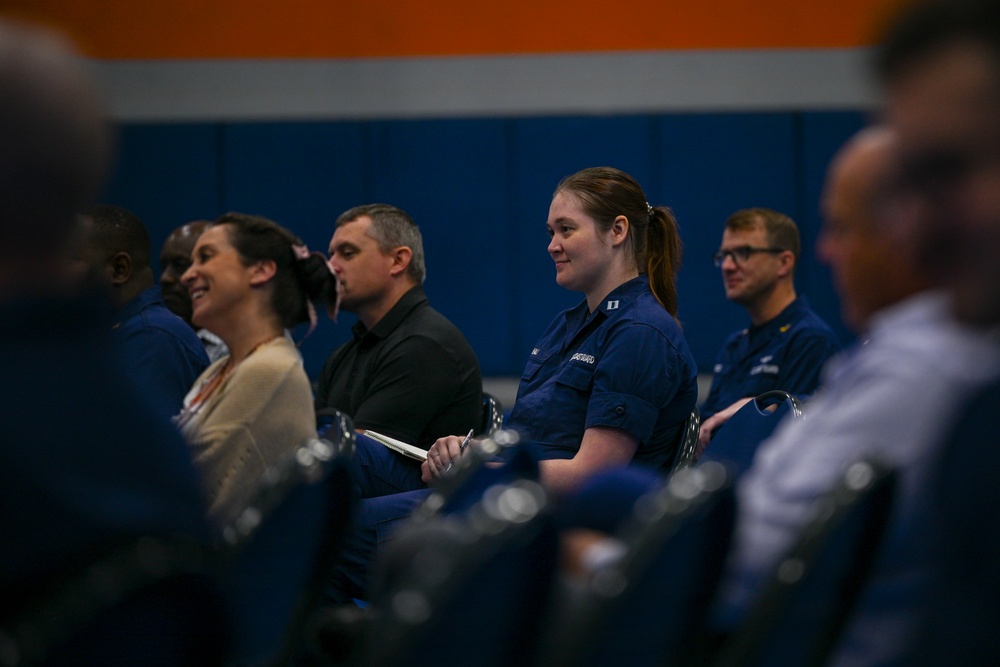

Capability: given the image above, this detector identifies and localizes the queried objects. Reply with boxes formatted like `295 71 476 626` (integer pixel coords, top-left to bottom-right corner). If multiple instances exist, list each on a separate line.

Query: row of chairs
4 390 871 666
312 417 896 667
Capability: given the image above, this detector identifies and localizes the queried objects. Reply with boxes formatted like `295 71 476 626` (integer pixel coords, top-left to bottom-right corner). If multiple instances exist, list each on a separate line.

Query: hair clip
291 243 311 260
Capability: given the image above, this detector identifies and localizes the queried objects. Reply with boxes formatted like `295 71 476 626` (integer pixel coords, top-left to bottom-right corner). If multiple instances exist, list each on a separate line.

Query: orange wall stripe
7 0 903 59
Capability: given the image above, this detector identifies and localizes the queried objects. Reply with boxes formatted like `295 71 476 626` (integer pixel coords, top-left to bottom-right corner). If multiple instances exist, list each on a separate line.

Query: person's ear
610 215 630 247
776 250 795 278
248 258 277 286
388 246 413 277
108 252 132 286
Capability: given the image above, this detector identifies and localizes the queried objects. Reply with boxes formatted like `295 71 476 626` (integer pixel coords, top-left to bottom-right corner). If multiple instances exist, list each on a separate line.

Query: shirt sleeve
584 323 680 445
314 347 342 411
119 326 209 417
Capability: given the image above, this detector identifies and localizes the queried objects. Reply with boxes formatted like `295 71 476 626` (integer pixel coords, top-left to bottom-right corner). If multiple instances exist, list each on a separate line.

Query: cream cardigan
178 336 316 527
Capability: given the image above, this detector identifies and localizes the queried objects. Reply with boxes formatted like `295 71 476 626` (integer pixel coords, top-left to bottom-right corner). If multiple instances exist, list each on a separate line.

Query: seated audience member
328 166 698 602
876 0 1000 661
713 127 1000 666
0 20 210 599
698 208 840 450
316 204 482 450
174 213 338 527
78 204 210 416
159 219 229 362
429 167 698 489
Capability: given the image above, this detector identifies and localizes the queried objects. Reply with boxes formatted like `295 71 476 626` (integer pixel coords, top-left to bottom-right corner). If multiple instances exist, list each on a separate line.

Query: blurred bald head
0 20 111 270
817 127 930 332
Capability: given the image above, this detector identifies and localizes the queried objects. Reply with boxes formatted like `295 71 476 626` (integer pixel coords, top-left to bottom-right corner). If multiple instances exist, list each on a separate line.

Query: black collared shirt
315 286 483 448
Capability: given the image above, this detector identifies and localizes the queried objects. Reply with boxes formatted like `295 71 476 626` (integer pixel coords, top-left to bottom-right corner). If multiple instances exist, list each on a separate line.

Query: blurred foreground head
0 20 111 297
878 0 1000 325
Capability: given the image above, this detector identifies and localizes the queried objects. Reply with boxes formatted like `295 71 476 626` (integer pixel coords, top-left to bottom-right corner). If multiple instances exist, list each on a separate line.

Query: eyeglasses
712 246 785 268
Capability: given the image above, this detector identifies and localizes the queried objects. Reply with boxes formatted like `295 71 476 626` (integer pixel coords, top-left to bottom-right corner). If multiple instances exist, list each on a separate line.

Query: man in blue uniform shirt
79 204 210 417
715 127 1000 667
698 208 840 449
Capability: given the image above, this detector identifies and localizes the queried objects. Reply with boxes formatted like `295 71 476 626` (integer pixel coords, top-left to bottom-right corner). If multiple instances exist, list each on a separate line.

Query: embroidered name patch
571 353 596 365
750 364 780 376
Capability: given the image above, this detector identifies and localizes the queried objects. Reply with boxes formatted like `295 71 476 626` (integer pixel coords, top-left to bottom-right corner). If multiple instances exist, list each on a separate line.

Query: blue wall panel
798 110 870 347
104 110 870 382
100 123 223 259
369 119 512 375
650 113 800 368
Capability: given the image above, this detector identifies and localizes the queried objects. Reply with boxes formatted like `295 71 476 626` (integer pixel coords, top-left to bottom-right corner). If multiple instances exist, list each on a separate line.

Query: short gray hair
336 203 426 284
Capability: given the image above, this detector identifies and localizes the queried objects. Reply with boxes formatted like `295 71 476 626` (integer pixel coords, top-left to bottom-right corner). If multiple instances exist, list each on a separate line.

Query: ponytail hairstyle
211 212 337 330
554 167 683 318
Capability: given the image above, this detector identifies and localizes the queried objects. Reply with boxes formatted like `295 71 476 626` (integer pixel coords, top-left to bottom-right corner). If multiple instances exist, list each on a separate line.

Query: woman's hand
421 434 474 485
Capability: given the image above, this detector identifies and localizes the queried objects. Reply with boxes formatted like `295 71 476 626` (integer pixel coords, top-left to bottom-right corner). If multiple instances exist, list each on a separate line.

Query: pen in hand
444 428 475 474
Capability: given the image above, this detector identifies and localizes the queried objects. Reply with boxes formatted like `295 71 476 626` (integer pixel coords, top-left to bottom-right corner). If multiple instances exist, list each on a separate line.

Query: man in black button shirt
316 204 482 465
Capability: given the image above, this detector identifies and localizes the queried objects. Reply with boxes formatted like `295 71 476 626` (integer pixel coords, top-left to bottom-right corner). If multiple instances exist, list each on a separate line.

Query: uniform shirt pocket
554 361 596 392
520 347 558 383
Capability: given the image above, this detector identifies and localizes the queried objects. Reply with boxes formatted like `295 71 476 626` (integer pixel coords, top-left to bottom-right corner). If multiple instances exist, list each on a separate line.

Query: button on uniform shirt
506 276 698 469
700 296 840 419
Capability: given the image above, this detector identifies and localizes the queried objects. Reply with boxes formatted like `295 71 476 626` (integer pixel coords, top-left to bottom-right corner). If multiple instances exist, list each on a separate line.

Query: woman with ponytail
174 212 338 527
425 167 698 494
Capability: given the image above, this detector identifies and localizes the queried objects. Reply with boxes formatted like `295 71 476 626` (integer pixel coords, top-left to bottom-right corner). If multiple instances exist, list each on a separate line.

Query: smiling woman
484 166 697 491
416 168 698 489
173 212 339 527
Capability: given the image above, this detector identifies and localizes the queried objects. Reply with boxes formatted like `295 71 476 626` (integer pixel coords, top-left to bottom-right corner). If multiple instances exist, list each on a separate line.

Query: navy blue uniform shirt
506 276 698 469
700 296 840 419
1 293 211 597
114 285 210 418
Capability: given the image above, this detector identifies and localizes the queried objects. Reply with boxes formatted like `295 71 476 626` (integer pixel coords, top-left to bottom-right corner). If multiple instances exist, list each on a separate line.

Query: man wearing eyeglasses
698 208 840 450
